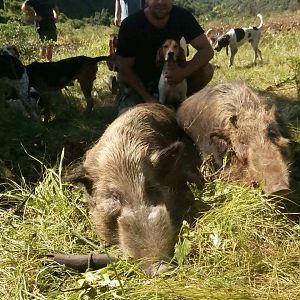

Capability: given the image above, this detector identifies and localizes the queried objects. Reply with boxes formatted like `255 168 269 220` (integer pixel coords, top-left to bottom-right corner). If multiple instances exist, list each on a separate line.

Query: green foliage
288 56 300 99
174 0 296 19
0 21 39 62
0 0 298 24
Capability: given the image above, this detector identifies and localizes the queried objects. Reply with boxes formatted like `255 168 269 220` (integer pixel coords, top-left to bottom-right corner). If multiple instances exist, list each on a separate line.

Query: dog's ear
156 47 164 66
178 47 186 67
12 45 20 59
179 36 188 57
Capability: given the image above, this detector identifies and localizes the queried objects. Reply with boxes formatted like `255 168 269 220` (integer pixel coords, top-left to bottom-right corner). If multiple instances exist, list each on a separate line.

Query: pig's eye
268 128 279 140
145 184 162 200
111 191 121 202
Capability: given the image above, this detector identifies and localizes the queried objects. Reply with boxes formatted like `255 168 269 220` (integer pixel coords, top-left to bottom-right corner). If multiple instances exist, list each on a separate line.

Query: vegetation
0 0 299 24
0 8 300 300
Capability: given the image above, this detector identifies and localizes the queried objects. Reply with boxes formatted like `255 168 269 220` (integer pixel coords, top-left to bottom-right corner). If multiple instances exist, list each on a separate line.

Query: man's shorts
37 24 57 42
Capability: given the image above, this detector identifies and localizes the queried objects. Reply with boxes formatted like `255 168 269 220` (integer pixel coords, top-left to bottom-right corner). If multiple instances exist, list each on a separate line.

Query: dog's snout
214 45 221 52
166 51 176 61
167 52 175 58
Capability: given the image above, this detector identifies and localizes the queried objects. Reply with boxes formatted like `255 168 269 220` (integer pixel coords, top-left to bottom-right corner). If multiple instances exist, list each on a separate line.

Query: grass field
0 11 300 300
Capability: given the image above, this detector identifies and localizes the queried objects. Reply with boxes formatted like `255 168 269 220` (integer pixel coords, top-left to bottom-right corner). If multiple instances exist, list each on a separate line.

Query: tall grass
1 168 299 299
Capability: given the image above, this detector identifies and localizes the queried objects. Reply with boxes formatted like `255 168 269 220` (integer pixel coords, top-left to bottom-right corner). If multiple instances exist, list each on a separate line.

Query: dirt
211 13 300 33
264 14 300 32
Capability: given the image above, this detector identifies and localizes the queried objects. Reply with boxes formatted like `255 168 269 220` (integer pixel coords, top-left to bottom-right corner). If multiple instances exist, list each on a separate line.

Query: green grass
1 173 299 299
1 13 300 300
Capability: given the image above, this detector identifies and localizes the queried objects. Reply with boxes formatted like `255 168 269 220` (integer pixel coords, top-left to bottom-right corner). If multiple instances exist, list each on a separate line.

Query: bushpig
177 80 291 195
76 103 202 275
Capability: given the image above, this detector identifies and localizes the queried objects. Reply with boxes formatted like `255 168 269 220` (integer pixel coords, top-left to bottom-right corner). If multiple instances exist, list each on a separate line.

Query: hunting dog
25 55 111 121
205 29 219 46
213 14 263 67
0 47 38 119
156 37 188 109
0 45 20 58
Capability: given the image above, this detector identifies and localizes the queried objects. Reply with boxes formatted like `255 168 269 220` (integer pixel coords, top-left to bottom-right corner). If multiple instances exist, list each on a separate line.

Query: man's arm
165 34 214 85
114 0 121 27
21 0 37 21
118 56 157 103
53 5 59 20
185 34 214 76
21 1 33 14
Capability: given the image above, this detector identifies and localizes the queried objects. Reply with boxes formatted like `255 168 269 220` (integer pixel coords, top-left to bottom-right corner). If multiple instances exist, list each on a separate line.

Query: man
114 0 145 26
116 0 214 114
21 0 59 61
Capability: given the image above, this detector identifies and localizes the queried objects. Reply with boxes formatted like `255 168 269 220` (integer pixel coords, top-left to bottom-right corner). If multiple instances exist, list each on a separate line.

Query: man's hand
114 17 120 27
164 65 187 86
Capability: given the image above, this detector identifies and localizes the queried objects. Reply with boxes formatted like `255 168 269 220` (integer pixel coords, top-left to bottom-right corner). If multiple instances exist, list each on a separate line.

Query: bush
0 22 39 62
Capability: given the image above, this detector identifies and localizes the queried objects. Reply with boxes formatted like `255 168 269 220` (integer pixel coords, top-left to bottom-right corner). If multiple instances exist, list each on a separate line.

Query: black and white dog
0 45 20 58
213 14 263 67
0 46 38 119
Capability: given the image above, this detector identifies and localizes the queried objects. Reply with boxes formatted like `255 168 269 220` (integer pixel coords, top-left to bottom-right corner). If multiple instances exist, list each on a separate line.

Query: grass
1 173 299 299
1 12 300 300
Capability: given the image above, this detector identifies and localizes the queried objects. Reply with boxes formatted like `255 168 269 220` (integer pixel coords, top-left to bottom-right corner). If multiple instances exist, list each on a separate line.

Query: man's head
146 0 173 20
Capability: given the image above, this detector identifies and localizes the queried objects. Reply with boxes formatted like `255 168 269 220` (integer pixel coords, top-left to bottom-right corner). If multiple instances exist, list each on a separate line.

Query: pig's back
177 81 264 151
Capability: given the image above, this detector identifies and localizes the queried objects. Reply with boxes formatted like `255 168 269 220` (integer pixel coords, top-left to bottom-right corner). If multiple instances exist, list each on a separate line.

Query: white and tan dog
214 14 263 67
156 37 188 108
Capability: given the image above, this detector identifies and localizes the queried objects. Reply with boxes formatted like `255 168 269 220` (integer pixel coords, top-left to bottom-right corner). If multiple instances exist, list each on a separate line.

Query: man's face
147 0 173 20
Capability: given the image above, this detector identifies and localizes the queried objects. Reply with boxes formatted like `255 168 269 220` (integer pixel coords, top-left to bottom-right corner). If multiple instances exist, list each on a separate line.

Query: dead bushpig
177 80 291 195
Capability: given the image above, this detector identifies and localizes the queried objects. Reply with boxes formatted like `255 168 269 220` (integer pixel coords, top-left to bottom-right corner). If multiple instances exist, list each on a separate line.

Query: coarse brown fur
74 103 203 275
177 80 292 195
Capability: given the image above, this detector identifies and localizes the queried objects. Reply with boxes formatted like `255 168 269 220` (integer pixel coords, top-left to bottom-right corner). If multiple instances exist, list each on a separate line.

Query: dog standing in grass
213 14 263 67
0 46 39 120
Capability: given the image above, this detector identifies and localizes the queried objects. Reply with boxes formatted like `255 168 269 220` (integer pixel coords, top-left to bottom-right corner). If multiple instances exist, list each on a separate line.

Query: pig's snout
141 260 173 277
264 183 290 196
118 205 175 261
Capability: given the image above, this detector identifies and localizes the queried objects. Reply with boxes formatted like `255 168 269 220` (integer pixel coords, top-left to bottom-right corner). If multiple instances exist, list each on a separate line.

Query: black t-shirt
117 5 204 89
24 0 56 21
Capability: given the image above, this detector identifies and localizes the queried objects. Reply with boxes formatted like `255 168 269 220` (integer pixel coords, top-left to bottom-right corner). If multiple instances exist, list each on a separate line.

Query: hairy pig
177 80 291 195
75 103 203 275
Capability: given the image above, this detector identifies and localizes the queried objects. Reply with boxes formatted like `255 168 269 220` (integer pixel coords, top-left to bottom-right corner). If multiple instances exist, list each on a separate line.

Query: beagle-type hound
156 37 188 109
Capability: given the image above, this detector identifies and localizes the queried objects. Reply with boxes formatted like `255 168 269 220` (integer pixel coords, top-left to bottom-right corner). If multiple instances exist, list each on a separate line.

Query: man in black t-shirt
21 0 59 61
116 0 214 114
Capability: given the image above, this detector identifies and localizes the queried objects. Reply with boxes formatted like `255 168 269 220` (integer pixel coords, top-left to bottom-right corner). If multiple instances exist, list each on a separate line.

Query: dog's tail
206 28 213 36
256 13 263 29
92 55 111 63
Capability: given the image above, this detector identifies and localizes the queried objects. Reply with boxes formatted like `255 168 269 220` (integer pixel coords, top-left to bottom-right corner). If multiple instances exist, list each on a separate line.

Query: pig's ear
150 141 184 174
210 132 229 166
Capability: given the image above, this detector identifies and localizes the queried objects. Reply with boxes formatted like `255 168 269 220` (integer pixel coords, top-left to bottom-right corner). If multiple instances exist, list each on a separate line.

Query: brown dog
26 55 111 121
